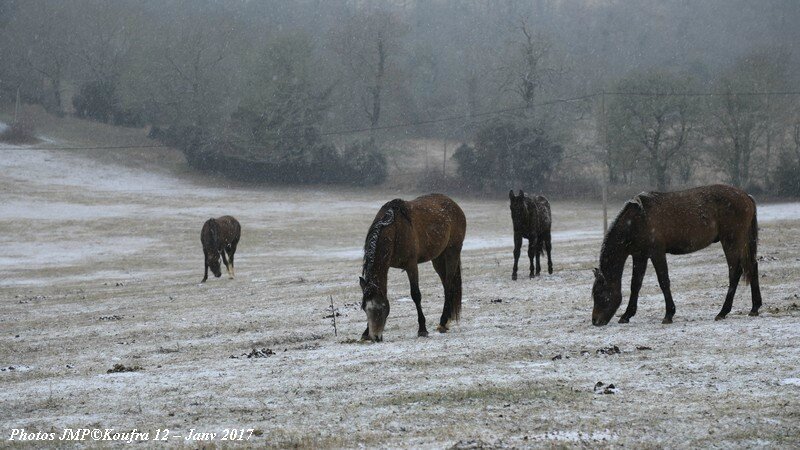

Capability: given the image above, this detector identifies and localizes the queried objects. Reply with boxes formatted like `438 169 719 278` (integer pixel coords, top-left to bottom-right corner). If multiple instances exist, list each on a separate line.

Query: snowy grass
1 142 799 448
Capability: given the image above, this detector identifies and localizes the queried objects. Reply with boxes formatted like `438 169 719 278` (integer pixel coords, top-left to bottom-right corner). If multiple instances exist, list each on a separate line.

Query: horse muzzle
592 313 610 327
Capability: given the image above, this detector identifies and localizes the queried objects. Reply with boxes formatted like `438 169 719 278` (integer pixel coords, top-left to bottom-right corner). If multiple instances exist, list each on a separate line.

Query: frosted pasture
1 144 799 448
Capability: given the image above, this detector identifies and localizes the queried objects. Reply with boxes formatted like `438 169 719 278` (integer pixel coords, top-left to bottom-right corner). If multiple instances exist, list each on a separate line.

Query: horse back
215 215 241 244
641 185 754 254
406 194 466 263
521 194 551 238
202 216 240 251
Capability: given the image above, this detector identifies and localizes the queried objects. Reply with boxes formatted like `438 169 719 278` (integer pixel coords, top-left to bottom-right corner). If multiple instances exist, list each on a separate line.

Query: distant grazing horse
359 194 466 342
201 216 241 283
592 184 761 326
509 190 553 280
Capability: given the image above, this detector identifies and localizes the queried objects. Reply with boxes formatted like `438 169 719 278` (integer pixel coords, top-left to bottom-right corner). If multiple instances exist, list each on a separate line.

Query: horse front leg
512 233 522 280
620 255 647 323
407 265 428 337
528 238 539 278
651 251 675 324
227 241 237 278
202 261 208 283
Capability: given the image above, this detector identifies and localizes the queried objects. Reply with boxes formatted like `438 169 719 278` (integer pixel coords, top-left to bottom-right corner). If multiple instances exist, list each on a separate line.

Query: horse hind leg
220 249 233 279
716 262 742 321
228 242 237 279
716 239 745 320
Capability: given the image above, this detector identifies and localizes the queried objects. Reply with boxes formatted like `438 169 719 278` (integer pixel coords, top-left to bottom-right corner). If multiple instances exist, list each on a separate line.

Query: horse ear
593 268 605 283
518 190 524 197
359 276 367 290
509 190 515 200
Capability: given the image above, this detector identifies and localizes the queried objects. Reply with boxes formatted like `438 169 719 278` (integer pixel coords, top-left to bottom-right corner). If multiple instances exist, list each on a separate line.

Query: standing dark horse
592 184 762 326
359 194 466 342
200 216 241 283
509 190 553 280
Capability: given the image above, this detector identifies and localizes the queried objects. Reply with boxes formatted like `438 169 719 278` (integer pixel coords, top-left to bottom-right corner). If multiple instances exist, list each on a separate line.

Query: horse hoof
436 324 448 333
661 318 673 324
618 317 629 324
748 311 759 317
418 330 429 337
511 274 517 281
714 315 725 321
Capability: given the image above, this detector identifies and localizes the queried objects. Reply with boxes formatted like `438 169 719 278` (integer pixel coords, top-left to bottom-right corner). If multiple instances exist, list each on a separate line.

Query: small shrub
341 140 387 186
453 121 563 192
0 119 38 144
73 80 144 126
772 152 800 197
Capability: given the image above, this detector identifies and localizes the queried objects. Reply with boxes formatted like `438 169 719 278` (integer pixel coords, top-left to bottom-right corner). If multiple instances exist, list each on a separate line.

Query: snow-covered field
1 141 799 448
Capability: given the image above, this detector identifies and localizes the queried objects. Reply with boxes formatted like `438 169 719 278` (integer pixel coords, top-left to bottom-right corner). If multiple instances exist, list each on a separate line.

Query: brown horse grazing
592 184 762 326
359 194 466 342
509 190 553 280
200 216 241 283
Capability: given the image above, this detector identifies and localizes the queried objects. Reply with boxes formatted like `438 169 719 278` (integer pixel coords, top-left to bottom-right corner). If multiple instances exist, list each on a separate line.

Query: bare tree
331 9 407 133
607 71 699 190
706 50 788 188
121 5 240 130
499 20 562 112
2 1 74 112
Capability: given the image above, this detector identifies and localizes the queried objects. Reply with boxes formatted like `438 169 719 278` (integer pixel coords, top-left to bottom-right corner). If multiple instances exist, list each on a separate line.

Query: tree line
0 0 798 195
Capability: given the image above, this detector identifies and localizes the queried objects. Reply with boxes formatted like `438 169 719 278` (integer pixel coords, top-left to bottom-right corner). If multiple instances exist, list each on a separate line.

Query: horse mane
599 199 645 272
205 218 220 250
609 199 644 232
362 199 411 278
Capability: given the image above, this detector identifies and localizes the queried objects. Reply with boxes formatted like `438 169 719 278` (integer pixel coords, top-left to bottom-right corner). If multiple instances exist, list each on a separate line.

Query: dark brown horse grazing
201 216 241 283
592 184 762 326
509 190 553 280
359 194 466 342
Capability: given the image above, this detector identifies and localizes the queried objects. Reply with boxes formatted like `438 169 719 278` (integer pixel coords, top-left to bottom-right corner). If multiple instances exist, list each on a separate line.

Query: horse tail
741 196 758 284
383 198 411 222
450 254 462 322
536 238 545 257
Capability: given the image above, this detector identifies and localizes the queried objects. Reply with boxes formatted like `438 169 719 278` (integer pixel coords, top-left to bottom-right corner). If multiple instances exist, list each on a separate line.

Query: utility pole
601 90 608 235
15 86 21 124
442 140 447 180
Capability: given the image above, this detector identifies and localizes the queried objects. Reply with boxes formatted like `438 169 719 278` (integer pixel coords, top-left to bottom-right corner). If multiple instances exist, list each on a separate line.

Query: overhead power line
2 90 799 152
